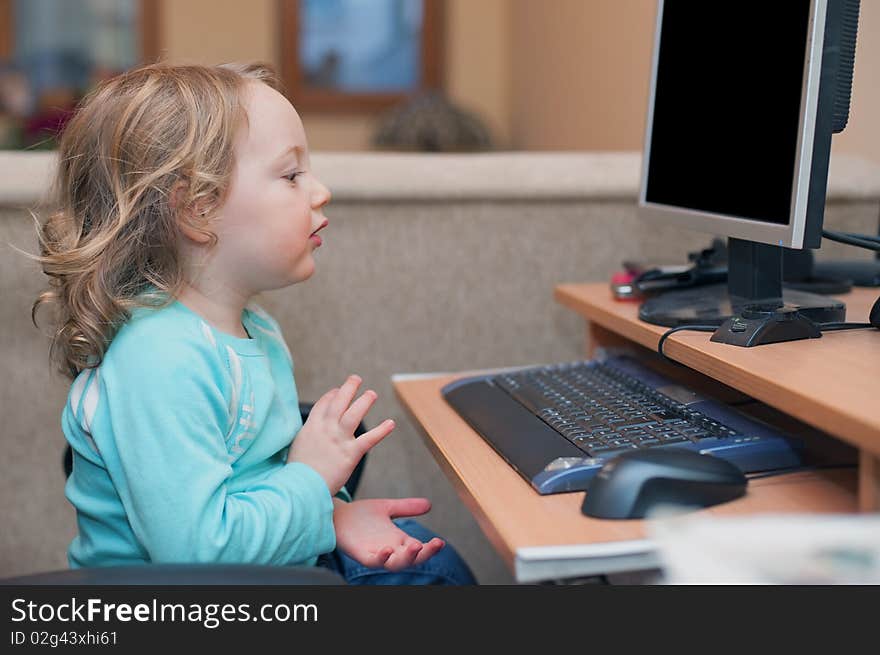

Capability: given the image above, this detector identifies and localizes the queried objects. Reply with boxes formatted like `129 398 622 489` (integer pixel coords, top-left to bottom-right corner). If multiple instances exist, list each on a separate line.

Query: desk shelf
393 373 856 581
391 283 874 582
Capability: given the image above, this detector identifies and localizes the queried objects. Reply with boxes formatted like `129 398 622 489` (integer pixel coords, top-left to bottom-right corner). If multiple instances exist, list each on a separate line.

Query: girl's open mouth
310 219 328 246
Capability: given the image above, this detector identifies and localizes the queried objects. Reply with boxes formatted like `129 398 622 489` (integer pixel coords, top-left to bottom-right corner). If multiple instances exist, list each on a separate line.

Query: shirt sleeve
94 331 336 565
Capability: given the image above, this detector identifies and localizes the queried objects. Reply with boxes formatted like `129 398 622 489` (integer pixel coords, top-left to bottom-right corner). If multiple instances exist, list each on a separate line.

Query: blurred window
0 0 158 149
279 0 444 111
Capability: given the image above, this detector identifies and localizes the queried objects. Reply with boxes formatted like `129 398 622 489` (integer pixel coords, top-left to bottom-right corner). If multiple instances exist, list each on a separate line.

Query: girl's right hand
286 375 395 495
332 497 444 571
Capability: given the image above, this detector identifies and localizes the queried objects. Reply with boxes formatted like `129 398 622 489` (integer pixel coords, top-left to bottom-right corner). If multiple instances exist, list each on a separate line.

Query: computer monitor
638 0 860 345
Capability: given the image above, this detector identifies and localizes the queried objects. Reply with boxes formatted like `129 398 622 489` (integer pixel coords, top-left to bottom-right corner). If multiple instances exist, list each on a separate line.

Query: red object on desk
610 271 642 301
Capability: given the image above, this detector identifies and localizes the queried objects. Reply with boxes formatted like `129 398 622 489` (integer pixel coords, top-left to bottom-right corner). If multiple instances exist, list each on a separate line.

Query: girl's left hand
331 498 445 571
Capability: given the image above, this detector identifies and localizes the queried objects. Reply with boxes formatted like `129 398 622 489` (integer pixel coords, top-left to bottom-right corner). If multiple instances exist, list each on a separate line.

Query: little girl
33 62 475 585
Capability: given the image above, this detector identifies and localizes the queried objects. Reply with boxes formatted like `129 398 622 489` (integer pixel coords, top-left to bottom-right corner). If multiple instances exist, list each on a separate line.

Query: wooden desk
392 284 876 582
555 284 880 511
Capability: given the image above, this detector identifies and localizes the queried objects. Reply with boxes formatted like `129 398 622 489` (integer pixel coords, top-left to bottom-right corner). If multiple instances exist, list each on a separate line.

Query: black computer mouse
581 448 747 520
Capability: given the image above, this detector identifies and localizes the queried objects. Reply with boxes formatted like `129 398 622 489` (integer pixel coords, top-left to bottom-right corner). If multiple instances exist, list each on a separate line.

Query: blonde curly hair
32 62 281 378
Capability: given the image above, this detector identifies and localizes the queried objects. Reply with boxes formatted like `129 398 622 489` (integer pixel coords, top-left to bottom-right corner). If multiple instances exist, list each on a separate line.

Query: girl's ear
171 182 215 245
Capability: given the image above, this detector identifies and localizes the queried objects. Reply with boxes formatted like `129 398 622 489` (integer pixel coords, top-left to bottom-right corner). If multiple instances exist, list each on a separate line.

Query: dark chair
0 564 344 585
30 402 368 586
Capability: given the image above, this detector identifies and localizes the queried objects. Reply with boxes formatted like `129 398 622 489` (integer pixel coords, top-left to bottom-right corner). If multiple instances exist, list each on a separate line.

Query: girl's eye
284 171 303 183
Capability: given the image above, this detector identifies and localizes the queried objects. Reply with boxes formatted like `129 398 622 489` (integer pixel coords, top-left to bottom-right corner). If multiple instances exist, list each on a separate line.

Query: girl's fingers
384 541 423 572
371 547 393 568
385 497 431 519
328 375 361 417
413 538 445 565
340 389 378 433
309 386 337 413
354 419 395 456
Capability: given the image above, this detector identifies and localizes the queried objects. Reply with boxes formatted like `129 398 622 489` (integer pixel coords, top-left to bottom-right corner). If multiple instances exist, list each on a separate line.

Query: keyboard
442 355 804 494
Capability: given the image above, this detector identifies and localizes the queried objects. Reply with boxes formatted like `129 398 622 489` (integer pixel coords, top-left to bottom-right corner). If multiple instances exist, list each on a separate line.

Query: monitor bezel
638 0 827 250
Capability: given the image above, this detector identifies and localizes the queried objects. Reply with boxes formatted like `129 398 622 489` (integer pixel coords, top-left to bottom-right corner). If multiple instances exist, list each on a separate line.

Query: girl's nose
312 178 331 209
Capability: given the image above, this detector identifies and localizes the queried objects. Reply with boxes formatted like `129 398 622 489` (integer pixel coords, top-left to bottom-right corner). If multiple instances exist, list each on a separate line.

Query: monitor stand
640 239 846 346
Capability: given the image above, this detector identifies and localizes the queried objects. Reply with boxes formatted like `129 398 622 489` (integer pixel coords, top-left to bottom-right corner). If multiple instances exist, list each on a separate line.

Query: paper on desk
648 512 880 584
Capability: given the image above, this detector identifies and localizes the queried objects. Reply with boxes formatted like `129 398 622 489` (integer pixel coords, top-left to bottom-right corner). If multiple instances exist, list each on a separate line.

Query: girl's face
208 81 331 295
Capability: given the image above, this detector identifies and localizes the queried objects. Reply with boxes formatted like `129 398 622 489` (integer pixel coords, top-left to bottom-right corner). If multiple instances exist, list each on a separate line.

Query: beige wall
510 0 655 151
156 0 880 161
445 0 511 147
158 0 276 65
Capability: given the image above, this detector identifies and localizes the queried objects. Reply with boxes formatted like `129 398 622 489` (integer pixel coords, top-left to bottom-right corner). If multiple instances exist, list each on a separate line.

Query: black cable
746 462 857 480
823 229 880 249
822 229 880 252
657 320 875 363
877 203 880 261
820 321 874 331
844 231 880 244
657 324 717 362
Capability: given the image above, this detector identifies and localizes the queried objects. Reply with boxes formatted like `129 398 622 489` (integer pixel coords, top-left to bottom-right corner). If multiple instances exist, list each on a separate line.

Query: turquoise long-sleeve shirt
63 299 339 568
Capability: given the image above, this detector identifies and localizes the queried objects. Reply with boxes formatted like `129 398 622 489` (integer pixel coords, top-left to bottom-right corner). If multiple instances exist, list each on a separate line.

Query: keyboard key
616 417 655 428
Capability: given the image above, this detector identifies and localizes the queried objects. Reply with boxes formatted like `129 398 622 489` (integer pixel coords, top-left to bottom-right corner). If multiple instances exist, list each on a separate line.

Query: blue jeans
316 519 478 585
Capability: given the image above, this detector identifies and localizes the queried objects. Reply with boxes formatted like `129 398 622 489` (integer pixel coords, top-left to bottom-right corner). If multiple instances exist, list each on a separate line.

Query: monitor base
710 305 823 347
639 283 846 327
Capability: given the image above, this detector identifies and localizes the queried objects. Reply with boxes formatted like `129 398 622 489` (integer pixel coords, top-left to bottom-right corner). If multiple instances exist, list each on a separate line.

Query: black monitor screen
645 2 811 225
